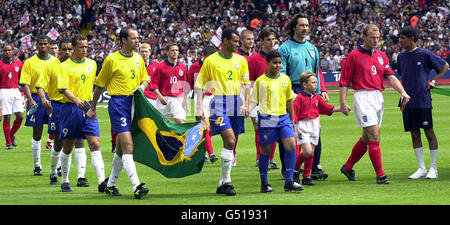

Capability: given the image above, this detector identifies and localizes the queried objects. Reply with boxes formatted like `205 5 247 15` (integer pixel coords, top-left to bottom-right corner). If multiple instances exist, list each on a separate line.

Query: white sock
220 148 234 186
50 148 60 175
75 148 87 179
32 139 41 167
122 154 140 191
61 152 72 183
107 153 123 188
413 147 426 169
91 150 105 184
430 149 438 170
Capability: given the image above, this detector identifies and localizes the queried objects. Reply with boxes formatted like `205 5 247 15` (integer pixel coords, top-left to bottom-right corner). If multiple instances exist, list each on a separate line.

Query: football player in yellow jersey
194 28 250 196
57 34 106 193
87 27 149 199
35 38 88 186
19 35 58 176
250 50 303 192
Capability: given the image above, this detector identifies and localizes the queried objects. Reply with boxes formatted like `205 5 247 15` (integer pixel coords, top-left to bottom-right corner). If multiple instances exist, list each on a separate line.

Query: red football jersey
293 90 334 122
248 51 268 82
0 59 22 89
339 46 395 91
144 60 159 99
236 47 253 62
151 59 187 97
187 60 212 95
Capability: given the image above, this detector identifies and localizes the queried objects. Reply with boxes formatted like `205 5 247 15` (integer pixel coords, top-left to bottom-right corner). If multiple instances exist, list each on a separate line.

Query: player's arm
151 65 167 105
87 85 104 120
249 79 258 112
36 87 52 113
338 54 353 116
287 98 296 139
386 75 410 111
318 68 329 102
138 80 148 92
339 86 350 116
22 84 36 106
241 59 251 117
60 88 88 112
428 62 449 89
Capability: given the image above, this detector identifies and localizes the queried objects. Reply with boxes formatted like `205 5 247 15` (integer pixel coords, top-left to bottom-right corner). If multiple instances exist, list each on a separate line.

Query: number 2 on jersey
227 70 233 80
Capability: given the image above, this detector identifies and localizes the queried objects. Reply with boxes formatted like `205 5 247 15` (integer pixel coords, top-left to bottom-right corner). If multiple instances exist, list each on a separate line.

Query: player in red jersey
339 24 410 184
231 29 254 166
0 44 24 149
140 43 165 107
189 46 218 163
236 29 254 61
152 42 189 124
248 27 279 169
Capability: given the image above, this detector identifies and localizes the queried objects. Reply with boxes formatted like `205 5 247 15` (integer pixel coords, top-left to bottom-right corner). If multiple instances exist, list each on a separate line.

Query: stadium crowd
0 0 449 72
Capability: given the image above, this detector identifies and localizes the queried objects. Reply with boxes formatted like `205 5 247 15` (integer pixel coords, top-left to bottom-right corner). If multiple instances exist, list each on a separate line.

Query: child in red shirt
293 71 349 185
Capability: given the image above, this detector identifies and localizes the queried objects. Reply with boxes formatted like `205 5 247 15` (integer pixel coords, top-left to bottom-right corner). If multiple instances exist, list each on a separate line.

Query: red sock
269 141 277 161
344 137 367 171
9 119 23 137
3 121 12 145
368 141 385 177
233 136 239 158
111 127 117 144
205 130 214 155
296 144 301 157
48 134 54 140
303 155 314 178
295 149 306 171
255 129 261 160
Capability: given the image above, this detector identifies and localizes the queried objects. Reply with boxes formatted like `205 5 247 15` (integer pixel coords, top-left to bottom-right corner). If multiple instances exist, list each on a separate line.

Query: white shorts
156 96 186 121
146 97 158 108
296 117 320 145
0 89 24 115
194 94 213 118
353 90 384 128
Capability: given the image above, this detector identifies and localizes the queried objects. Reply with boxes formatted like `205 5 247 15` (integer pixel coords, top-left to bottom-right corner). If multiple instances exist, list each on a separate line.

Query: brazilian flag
431 87 450 97
130 89 206 178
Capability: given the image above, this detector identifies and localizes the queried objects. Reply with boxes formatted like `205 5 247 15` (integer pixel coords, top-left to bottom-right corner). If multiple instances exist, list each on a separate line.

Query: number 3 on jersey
131 69 136 79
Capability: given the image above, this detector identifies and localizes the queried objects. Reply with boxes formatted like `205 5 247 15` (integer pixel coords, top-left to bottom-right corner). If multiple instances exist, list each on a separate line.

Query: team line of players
1 17 448 197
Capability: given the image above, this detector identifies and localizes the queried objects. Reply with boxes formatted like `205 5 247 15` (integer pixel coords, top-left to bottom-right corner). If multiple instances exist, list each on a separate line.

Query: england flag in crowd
20 11 29 25
47 28 60 40
20 34 32 49
326 14 337 27
211 27 222 48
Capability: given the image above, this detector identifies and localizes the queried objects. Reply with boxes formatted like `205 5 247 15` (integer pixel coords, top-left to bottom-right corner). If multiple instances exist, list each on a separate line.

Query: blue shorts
108 96 133 135
210 95 245 136
25 93 49 127
48 101 64 135
258 113 295 146
59 102 100 140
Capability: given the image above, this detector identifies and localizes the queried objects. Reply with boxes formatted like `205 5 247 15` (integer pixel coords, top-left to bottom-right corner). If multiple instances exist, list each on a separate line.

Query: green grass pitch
1 91 449 205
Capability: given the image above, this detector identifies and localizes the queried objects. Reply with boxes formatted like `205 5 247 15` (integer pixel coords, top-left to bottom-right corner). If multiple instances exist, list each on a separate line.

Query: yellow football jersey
250 73 294 116
95 51 149 96
19 54 58 94
35 58 64 102
58 57 97 103
194 52 250 96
